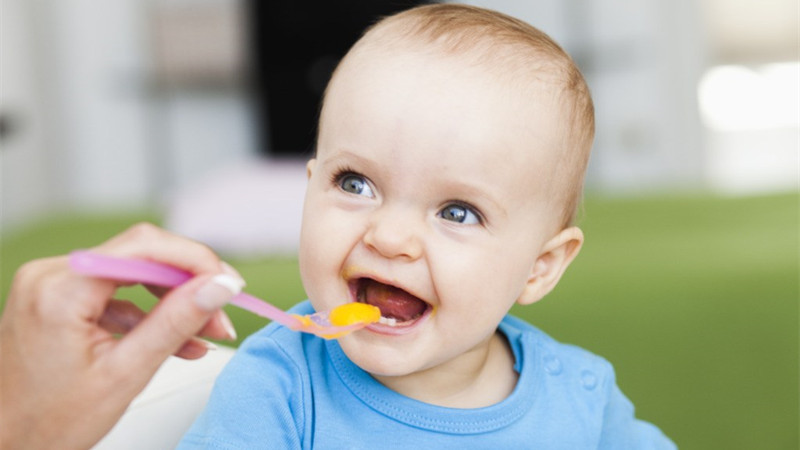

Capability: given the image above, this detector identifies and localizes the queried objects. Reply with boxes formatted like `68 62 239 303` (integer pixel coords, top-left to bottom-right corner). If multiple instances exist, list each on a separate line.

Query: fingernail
195 274 244 311
221 261 246 286
198 338 218 351
218 311 238 340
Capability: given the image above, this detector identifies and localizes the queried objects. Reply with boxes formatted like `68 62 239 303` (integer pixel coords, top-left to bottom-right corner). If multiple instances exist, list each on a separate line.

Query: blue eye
338 174 374 197
439 203 481 225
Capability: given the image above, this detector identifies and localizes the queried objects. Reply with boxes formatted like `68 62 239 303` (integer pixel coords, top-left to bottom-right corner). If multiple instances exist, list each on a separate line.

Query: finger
174 337 216 360
143 261 243 301
98 299 234 360
144 260 242 341
97 300 146 335
197 309 238 341
9 256 118 326
98 298 235 343
93 223 225 276
109 273 243 375
143 284 171 299
99 300 231 357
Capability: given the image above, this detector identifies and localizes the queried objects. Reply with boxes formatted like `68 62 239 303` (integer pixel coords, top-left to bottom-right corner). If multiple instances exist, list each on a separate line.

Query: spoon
68 250 380 339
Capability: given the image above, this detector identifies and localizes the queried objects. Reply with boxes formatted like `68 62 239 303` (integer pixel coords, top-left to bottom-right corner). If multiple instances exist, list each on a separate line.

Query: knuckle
11 260 38 289
14 256 110 324
124 222 162 241
97 222 160 250
13 257 54 287
101 222 222 273
33 271 75 315
25 274 63 320
194 243 221 267
9 257 63 312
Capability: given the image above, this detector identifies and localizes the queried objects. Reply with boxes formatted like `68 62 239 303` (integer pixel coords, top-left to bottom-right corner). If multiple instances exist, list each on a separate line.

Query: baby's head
324 3 594 227
299 4 594 383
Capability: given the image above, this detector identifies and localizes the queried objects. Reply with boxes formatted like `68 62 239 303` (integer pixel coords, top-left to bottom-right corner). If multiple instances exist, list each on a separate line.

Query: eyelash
440 201 485 226
329 166 485 226
329 165 357 187
330 166 373 196
331 166 355 186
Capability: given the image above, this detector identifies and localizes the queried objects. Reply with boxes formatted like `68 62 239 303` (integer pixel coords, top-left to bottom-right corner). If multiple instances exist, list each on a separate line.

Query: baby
180 4 675 448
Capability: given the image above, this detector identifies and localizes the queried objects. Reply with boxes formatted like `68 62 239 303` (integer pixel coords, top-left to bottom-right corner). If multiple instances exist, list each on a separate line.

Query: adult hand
0 223 243 449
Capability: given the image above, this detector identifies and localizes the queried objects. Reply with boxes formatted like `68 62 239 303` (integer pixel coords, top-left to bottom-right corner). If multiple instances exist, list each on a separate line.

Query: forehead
316 49 572 232
319 47 566 172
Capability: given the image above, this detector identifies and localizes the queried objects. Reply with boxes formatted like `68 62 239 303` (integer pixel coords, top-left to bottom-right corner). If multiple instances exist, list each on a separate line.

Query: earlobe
306 159 317 179
517 227 584 306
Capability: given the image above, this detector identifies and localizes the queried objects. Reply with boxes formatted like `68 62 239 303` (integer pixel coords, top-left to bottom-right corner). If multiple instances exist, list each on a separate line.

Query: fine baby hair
322 3 595 227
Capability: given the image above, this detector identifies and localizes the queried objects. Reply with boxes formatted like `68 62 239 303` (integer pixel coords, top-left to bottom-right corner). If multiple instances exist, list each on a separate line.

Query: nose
362 205 423 260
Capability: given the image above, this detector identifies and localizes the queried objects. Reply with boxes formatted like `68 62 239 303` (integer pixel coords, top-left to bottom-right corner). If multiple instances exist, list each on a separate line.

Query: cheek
299 224 340 310
299 196 335 296
298 197 367 301
432 238 534 313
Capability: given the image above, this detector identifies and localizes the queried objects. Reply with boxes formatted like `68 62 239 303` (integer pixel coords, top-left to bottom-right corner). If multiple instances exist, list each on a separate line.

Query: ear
306 158 317 179
517 227 584 306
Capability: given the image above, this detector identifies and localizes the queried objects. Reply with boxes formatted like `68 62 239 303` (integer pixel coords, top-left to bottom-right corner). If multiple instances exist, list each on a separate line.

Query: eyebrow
442 181 509 225
318 150 376 170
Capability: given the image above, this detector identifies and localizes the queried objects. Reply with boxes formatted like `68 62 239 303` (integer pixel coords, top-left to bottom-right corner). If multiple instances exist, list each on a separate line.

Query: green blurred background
2 191 796 449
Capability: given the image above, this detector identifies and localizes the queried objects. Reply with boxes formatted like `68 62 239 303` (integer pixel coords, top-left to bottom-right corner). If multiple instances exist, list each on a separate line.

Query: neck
372 331 518 408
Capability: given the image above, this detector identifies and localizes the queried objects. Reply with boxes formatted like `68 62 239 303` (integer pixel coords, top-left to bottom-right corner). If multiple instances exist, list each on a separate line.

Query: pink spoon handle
68 250 301 329
229 292 300 329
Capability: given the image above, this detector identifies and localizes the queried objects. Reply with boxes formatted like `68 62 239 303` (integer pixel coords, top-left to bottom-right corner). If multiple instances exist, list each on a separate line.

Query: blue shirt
180 301 675 449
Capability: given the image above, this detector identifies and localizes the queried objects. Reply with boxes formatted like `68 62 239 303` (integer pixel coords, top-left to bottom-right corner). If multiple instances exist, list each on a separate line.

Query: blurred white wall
472 0 797 196
465 0 706 193
1 0 256 230
52 0 152 208
1 0 797 231
1 0 59 226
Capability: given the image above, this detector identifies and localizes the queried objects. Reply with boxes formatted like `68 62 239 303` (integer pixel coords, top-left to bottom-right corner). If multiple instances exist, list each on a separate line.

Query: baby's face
299 47 568 377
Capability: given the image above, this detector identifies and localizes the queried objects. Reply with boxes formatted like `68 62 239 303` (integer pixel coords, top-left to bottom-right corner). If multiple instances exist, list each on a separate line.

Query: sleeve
177 335 309 450
597 376 677 450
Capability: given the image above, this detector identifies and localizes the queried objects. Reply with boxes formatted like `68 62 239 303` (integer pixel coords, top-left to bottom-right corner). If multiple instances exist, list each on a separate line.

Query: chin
338 337 424 377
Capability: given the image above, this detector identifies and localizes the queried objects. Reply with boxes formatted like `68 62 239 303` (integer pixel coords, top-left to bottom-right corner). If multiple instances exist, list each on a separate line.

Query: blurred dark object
0 112 20 143
246 0 433 157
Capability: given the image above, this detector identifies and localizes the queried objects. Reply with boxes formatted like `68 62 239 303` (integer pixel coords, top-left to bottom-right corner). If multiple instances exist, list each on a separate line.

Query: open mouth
351 278 431 328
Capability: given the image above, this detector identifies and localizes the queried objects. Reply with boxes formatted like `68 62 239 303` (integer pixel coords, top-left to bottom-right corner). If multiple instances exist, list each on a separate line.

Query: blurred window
247 0 432 158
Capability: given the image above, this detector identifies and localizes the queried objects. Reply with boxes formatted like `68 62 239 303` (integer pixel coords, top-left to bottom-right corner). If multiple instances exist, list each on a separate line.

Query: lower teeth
378 317 398 326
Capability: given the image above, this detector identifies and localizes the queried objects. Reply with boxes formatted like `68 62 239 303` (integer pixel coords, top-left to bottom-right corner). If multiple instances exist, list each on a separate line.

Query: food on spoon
293 315 313 328
329 302 381 327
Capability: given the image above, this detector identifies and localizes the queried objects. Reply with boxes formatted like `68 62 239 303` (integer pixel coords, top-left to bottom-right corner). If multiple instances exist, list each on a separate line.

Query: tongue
362 280 427 322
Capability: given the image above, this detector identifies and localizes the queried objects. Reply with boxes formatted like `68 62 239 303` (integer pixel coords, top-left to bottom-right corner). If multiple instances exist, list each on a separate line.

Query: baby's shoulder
503 315 617 390
237 319 319 369
502 317 676 449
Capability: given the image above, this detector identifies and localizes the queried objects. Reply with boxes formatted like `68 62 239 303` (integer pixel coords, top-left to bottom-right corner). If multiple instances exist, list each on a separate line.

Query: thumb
110 273 244 376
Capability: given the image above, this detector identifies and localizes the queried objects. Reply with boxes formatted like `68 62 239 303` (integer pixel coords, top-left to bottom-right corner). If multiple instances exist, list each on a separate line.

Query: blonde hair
324 3 594 227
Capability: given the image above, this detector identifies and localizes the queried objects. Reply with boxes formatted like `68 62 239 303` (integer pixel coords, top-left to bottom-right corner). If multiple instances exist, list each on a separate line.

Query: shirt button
581 370 598 390
544 355 562 375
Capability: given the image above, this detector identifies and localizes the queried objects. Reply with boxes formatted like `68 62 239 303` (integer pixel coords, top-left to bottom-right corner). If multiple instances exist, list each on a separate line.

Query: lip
345 273 433 336
365 306 433 335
